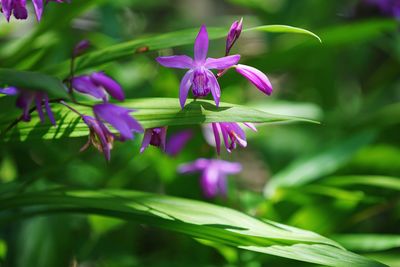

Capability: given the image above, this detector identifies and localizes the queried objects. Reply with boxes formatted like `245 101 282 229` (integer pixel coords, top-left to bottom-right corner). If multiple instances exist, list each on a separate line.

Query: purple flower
211 122 257 154
165 129 193 156
235 64 273 95
179 158 242 198
156 25 241 109
73 40 90 57
226 18 243 56
93 103 143 141
0 0 69 21
81 115 114 161
0 87 55 125
71 72 124 102
140 127 167 153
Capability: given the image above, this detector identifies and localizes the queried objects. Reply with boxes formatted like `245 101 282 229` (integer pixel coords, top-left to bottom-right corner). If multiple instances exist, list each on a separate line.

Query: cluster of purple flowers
1 18 273 198
0 0 69 22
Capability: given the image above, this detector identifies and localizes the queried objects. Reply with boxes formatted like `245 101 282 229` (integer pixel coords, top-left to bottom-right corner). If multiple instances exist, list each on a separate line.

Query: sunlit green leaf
333 234 400 252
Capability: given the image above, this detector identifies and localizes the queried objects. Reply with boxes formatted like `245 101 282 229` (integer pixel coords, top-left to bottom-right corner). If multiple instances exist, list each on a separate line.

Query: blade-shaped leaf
0 98 318 141
323 175 400 191
43 25 320 78
332 234 400 252
0 189 386 267
264 131 376 197
0 69 68 98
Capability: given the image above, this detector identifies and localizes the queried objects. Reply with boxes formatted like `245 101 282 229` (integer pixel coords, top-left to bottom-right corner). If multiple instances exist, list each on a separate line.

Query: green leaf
0 98 318 141
323 175 400 191
245 25 322 43
0 189 386 267
264 131 376 197
332 234 400 252
43 24 321 78
0 68 68 98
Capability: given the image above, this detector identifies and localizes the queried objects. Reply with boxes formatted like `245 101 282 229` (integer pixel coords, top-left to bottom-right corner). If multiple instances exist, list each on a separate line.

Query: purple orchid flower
156 25 241 109
71 72 124 102
0 87 55 125
93 103 143 141
140 127 167 153
165 129 193 156
235 64 273 95
179 158 242 198
0 0 66 22
80 115 114 161
226 18 243 56
211 122 257 154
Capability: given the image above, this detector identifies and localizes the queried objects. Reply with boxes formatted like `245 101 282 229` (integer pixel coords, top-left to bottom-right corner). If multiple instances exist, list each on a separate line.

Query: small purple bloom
165 129 193 156
156 25 241 109
179 158 242 198
93 103 143 141
1 0 67 22
235 64 273 95
140 127 167 153
211 122 257 154
73 40 90 57
81 115 114 161
226 18 243 56
71 72 124 102
1 87 55 124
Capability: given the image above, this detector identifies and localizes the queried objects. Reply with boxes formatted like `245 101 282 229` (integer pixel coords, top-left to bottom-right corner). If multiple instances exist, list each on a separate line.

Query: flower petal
31 0 43 21
165 130 192 156
211 123 221 155
201 165 220 198
1 0 13 21
72 76 107 100
194 25 209 63
178 158 209 173
235 64 273 95
216 160 242 174
0 87 19 95
204 55 240 69
140 129 153 153
90 72 125 101
156 55 194 69
35 94 45 123
13 0 28 20
179 70 193 109
243 122 257 132
43 94 56 125
206 70 220 107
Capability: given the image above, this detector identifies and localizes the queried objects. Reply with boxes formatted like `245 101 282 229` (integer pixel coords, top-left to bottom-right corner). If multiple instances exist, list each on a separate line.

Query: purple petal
156 55 194 69
31 0 43 21
204 55 240 69
226 18 243 55
12 0 28 20
73 40 91 56
243 122 257 132
35 94 45 123
82 116 112 161
90 72 125 101
0 87 19 95
43 94 56 125
194 25 209 63
72 76 107 100
235 64 273 95
178 158 210 173
2 0 12 21
165 130 193 156
140 129 153 153
216 160 242 174
179 70 193 109
230 123 247 147
206 70 220 107
211 123 221 155
16 92 34 121
201 166 220 198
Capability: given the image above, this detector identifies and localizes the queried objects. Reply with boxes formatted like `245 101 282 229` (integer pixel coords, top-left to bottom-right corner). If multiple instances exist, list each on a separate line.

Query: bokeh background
0 0 399 266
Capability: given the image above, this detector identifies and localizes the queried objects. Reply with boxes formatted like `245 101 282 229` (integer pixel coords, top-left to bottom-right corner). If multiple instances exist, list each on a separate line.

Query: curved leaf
0 98 318 141
332 234 400 252
0 189 386 267
245 25 322 43
0 69 68 98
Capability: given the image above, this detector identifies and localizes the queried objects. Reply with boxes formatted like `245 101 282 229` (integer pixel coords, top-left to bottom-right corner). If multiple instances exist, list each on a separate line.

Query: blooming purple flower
156 25 241 109
71 72 124 102
235 64 273 95
1 0 66 22
0 87 55 124
211 122 257 154
80 115 114 161
93 103 143 141
165 129 193 156
140 127 167 153
179 158 242 198
226 18 243 56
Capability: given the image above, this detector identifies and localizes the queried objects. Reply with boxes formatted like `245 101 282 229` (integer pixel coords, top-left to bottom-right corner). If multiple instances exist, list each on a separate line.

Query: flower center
192 69 211 97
